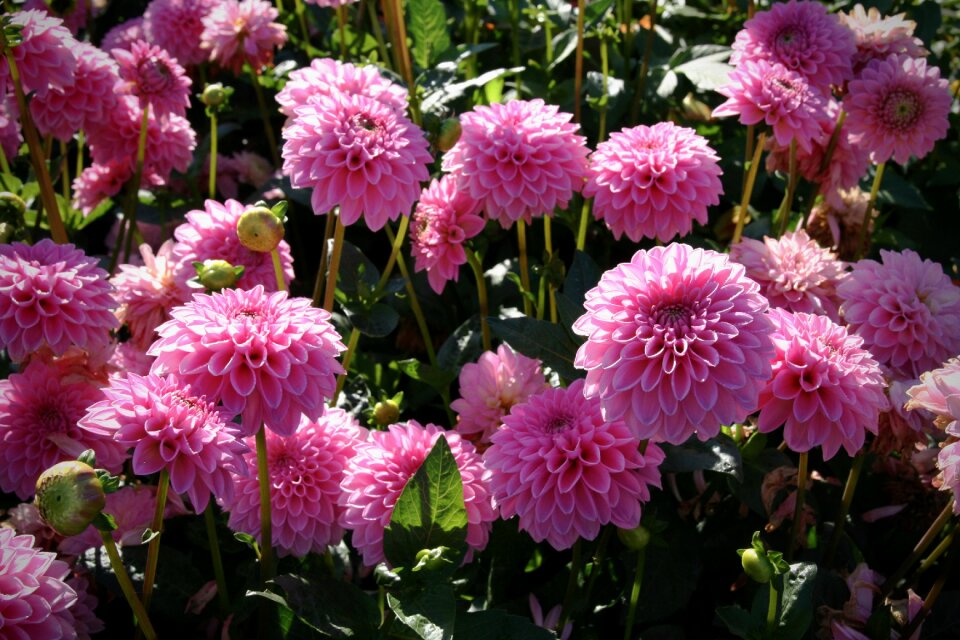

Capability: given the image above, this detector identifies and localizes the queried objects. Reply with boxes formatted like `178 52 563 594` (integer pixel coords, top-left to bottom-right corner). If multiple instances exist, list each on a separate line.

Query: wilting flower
806 186 872 261
113 40 192 118
839 4 927 75
906 359 960 432
101 17 147 53
201 0 288 74
144 0 218 67
0 10 77 97
276 58 408 119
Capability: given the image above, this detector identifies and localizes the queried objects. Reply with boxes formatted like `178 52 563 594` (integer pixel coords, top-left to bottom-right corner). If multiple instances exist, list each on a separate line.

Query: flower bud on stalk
237 205 285 253
35 460 106 536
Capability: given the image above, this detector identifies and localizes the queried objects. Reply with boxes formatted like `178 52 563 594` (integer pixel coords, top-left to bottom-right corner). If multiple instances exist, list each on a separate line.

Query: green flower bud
413 547 453 572
372 399 401 426
740 548 774 584
617 524 651 551
195 259 244 291
35 461 106 536
436 118 461 152
201 83 226 107
236 206 284 253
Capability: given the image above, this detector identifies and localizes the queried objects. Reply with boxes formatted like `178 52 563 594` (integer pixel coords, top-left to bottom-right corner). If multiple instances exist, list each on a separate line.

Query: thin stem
141 469 169 613
203 503 230 613
915 530 954 578
623 545 646 640
576 198 591 251
628 0 658 124
323 216 347 312
271 248 287 292
582 526 612 607
622 0 633 60
384 223 438 367
900 533 960 639
559 539 582 631
775 138 798 237
517 220 533 317
0 144 10 177
573 0 585 123
208 111 218 199
336 5 348 60
255 426 275 585
313 212 337 306
382 0 413 88
293 0 312 54
881 502 954 598
466 248 492 351
816 110 846 177
824 453 865 567
249 68 282 167
367 0 391 69
766 581 778 634
732 131 766 245
99 532 158 640
373 215 410 297
543 216 557 323
509 0 522 95
742 125 754 193
856 161 885 260
597 35 609 143
121 105 151 265
787 451 808 562
332 327 360 405
75 130 84 178
59 141 69 202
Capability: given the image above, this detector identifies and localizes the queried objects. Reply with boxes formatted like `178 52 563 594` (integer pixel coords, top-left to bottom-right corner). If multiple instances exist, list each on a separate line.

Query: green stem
573 0 585 123
255 426 275 585
332 327 360 405
900 533 960 639
313 212 337 306
628 0 658 124
271 248 287 292
915 530 954 578
99 531 158 640
336 5 348 60
766 581 779 634
623 544 646 640
203 503 230 613
59 140 69 202
121 105 151 265
367 0 392 69
509 0 522 95
466 248 492 352
373 215 410 298
249 67 282 167
576 198 591 251
559 539 582 631
75 130 84 178
582 526 612 607
824 453 865 567
742 124 754 193
323 215 347 312
141 469 169 613
0 143 10 177
880 502 954 598
543 216 557 323
787 451 808 562
208 111 218 199
543 17 553 69
732 131 766 245
622 0 633 60
293 0 312 54
597 35 609 143
774 138 798 237
517 220 533 317
856 162 885 260
384 223 437 367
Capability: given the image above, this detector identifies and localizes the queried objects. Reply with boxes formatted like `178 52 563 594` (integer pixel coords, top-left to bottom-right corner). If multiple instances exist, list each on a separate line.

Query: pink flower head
937 438 960 515
0 239 118 363
442 99 589 227
110 341 155 377
731 0 855 91
838 250 960 379
484 379 664 550
72 160 132 215
409 176 484 294
144 0 218 67
451 343 547 445
24 0 89 34
113 40 192 118
201 0 288 74
906 358 960 432
713 58 829 153
66 574 105 640
0 92 22 162
149 285 347 436
729 229 847 321
584 122 723 243
101 17 148 54
224 409 367 557
282 92 432 230
844 54 951 165
573 243 775 445
757 309 887 459
276 58 409 119
6 503 61 551
839 4 927 76
0 10 77 97
339 420 496 566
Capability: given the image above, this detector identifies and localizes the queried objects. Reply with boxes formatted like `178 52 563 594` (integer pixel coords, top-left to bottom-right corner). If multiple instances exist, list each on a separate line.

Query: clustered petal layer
276 58 408 118
113 39 192 118
906 358 960 432
144 0 218 67
839 4 926 75
201 0 288 74
0 10 77 97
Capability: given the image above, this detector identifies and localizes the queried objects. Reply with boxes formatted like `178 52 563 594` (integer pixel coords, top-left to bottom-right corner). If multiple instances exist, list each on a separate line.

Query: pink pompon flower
838 250 960 379
0 239 118 363
839 4 927 76
149 285 347 436
906 359 960 432
224 409 368 557
757 309 887 459
573 243 775 445
201 0 288 74
339 421 496 567
451 343 547 446
282 92 432 230
843 54 951 166
585 122 723 243
72 160 132 215
144 0 218 67
409 176 484 294
101 17 147 54
484 379 664 550
442 99 589 227
713 59 829 153
0 10 77 97
113 40 192 118
276 58 409 119
729 229 847 321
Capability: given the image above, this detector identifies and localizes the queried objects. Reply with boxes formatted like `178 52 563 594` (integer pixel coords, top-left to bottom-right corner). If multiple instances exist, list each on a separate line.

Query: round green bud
0 191 26 221
372 399 400 426
741 548 774 584
35 461 106 536
436 118 461 153
414 547 449 572
201 83 226 107
617 524 651 551
237 206 284 253
197 259 242 291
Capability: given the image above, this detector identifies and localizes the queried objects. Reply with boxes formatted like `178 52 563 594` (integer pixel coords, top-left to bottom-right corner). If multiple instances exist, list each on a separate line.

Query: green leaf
337 241 381 297
777 562 817 640
387 584 456 640
674 57 732 91
437 317 482 374
408 0 451 69
715 605 764 640
876 169 931 211
562 250 601 305
661 434 744 481
420 67 524 113
487 317 582 381
343 303 399 338
454 609 555 640
266 574 381 640
392 358 456 392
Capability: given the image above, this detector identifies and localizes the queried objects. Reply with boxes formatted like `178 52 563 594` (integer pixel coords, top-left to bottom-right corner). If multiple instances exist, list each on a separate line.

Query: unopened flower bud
617 524 651 551
237 206 284 253
436 118 461 152
195 259 244 291
35 461 106 536
201 83 226 107
741 548 774 584
373 399 401 426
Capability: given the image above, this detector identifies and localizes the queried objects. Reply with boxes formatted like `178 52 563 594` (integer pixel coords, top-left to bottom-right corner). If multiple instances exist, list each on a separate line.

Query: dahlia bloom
201 0 288 74
838 250 960 379
282 93 432 230
113 40 192 118
72 160 132 214
276 58 408 119
339 421 496 566
840 4 927 76
0 93 22 162
67 574 105 640
442 99 589 227
409 176 485 294
101 17 148 54
573 243 775 445
0 239 118 363
0 10 77 97
844 54 951 165
906 359 960 432
757 309 887 459
484 380 664 550
110 341 155 377
224 409 367 557
938 436 960 515
584 122 723 243
149 285 347 436
6 503 61 551
144 0 218 67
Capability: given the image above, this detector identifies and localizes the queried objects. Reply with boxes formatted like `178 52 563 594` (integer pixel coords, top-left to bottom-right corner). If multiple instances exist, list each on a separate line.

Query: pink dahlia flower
101 17 148 54
276 58 408 119
201 0 288 74
224 409 367 557
838 250 960 379
451 343 547 445
0 10 77 97
110 341 155 377
6 503 61 551
24 0 89 34
906 359 960 432
937 437 960 515
339 421 496 566
144 0 218 67
149 285 346 436
0 93 22 162
409 175 484 294
72 160 132 215
573 243 775 445
584 122 723 243
282 92 432 230
484 379 664 550
442 99 589 227
0 239 118 363
113 40 192 118
839 4 927 76
66 574 105 640
757 309 887 459
729 229 846 321
843 54 950 165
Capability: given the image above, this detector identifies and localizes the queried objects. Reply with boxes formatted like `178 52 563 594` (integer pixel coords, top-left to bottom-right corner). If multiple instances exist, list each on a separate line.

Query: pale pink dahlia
573 243 775 445
71 160 132 215
937 437 960 515
201 0 288 74
0 239 118 363
906 359 960 432
838 250 960 379
442 99 589 227
276 58 408 119
0 10 77 97
113 40 192 118
339 421 496 566
409 176 484 294
109 341 155 377
729 229 846 321
101 17 148 54
282 93 432 230
5 503 61 551
584 122 723 243
840 4 927 76
224 409 367 557
484 379 664 550
144 0 218 67
844 54 950 165
149 285 346 436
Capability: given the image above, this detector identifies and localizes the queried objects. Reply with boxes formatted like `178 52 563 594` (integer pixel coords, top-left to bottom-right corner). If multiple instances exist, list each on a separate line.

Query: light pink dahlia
339 421 496 566
5 503 61 551
144 0 218 67
149 285 347 436
109 341 155 377
0 239 118 363
101 17 148 54
906 359 960 432
843 54 950 165
584 122 723 243
113 40 192 118
484 379 664 550
201 0 288 74
573 243 775 445
840 4 927 76
24 0 90 35
282 92 432 230
838 250 960 379
0 10 77 97
937 437 960 515
442 99 589 227
409 175 484 294
276 58 408 119
224 409 367 557
71 160 132 215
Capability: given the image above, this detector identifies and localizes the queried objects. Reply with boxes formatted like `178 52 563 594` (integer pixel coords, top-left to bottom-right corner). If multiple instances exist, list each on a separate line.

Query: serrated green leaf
387 584 455 640
408 0 451 69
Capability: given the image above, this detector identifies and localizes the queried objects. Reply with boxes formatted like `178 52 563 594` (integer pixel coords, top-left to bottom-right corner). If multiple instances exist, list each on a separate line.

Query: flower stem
75 130 85 178
373 215 410 298
880 502 954 598
543 216 557 323
775 138 798 237
623 544 646 640
621 0 633 60
742 125 754 193
900 533 960 639
367 0 391 69
208 111 218 199
509 0 522 95
203 503 230 613
517 220 533 317
313 212 337 306
381 0 413 88
732 130 766 245
582 526 612 607
576 198 591 251
122 105 151 265
824 452 865 567
856 161 885 260
332 327 360 405
628 0 658 124
597 34 609 143
323 215 347 312
248 67 282 167
766 581 779 634
99 531 158 640
0 144 11 177
915 530 955 578
336 5 348 60
59 141 69 202
293 0 312 54
787 451 808 562
255 425 275 584
573 0 585 123
466 248 491 351
141 469 169 613
271 248 286 292
383 223 437 367
559 539 582 631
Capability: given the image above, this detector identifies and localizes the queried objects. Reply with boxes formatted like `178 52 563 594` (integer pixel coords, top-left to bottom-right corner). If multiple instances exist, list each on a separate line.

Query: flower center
138 56 171 93
772 26 806 62
37 403 68 433
544 412 574 433
880 89 921 131
655 303 692 331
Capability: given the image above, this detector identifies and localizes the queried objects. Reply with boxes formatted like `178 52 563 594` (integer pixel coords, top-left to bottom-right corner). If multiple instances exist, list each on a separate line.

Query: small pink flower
276 58 408 119
67 573 105 640
201 0 288 74
144 0 218 67
72 160 132 214
938 438 960 515
839 4 927 76
806 186 872 261
0 10 77 97
906 358 960 432
113 40 192 118
101 17 147 54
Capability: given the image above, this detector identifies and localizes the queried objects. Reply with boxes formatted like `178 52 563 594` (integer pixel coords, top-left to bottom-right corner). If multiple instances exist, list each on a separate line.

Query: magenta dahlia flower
843 54 950 165
66 574 105 640
101 17 148 54
839 4 927 76
0 10 77 97
201 0 288 74
484 379 664 550
72 160 133 214
339 421 496 566
224 409 367 557
838 250 960 379
0 239 118 363
573 243 775 445
113 40 192 118
906 359 960 432
442 99 589 227
282 92 432 230
149 285 346 436
144 0 218 67
584 122 723 243
276 58 408 119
